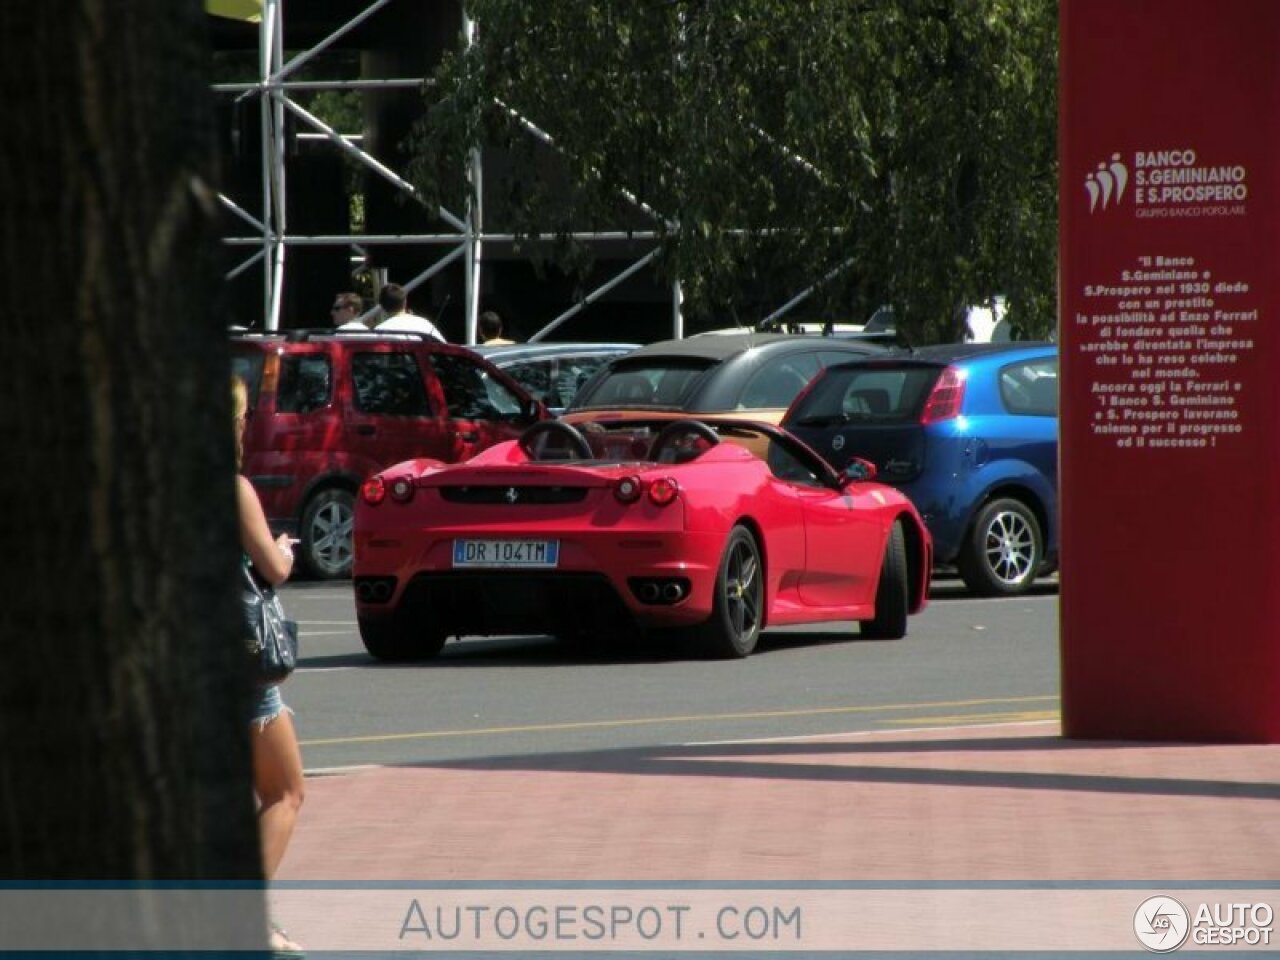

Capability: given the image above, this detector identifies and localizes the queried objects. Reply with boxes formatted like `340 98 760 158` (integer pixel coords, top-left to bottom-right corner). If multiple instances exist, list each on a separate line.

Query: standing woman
233 377 306 957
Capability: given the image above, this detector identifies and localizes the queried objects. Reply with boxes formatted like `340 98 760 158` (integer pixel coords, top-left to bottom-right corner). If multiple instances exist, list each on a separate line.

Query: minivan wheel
957 497 1042 596
300 488 355 579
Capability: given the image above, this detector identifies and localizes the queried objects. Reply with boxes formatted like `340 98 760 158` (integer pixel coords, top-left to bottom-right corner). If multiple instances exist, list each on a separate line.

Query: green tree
0 0 264 931
410 0 1058 342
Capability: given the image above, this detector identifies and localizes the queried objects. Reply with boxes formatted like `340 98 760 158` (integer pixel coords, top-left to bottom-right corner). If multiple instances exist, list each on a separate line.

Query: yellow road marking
880 710 1060 726
299 695 1059 747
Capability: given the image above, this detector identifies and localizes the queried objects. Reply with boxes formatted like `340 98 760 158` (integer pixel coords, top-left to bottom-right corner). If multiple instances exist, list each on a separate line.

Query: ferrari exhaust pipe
661 582 684 602
638 582 661 603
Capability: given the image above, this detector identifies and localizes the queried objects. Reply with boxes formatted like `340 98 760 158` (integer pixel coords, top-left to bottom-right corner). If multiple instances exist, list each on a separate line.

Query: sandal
269 924 305 960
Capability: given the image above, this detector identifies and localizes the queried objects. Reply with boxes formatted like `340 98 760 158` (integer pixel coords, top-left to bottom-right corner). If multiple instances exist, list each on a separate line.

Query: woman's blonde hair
232 376 248 469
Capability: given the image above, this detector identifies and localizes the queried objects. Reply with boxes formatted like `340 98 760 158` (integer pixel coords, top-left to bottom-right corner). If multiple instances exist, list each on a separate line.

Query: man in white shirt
330 291 370 330
374 283 445 341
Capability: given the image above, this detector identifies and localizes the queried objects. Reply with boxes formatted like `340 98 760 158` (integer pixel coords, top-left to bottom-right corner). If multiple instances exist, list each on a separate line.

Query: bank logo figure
1133 896 1190 953
1085 153 1129 212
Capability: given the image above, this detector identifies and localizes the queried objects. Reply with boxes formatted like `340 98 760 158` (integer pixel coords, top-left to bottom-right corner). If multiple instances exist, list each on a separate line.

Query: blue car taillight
920 366 967 423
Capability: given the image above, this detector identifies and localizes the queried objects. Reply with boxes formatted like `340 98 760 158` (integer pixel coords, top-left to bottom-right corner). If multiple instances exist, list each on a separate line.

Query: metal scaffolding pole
215 0 849 338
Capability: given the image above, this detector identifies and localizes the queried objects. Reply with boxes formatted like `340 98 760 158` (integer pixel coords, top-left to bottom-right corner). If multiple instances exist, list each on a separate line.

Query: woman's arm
238 474 294 586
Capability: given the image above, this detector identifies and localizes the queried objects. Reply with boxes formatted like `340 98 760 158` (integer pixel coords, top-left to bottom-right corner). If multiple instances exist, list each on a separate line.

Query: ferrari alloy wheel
860 520 909 639
358 615 448 662
957 497 1042 597
300 488 355 579
700 526 763 658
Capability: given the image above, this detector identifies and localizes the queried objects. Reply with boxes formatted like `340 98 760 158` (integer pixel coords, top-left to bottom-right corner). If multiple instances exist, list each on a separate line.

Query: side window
555 356 607 409
739 353 822 409
428 353 524 419
276 354 332 414
351 353 432 416
765 438 824 488
504 360 553 407
1000 358 1058 416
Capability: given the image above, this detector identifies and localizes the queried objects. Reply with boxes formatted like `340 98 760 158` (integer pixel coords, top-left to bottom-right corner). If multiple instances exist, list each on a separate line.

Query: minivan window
276 354 332 414
429 353 525 419
351 352 432 416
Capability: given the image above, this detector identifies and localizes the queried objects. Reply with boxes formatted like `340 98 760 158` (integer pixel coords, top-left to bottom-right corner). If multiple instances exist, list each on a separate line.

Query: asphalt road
278 576 1061 772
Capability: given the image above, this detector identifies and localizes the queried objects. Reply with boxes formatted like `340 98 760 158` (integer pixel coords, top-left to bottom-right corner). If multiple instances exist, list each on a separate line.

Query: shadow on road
392 734 1280 802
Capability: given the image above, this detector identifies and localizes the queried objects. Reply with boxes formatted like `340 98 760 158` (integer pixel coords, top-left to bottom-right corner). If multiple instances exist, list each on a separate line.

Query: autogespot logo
1134 896 1191 953
1085 152 1129 212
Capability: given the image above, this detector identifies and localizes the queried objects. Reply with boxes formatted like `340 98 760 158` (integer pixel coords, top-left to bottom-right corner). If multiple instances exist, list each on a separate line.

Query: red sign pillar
1060 0 1280 741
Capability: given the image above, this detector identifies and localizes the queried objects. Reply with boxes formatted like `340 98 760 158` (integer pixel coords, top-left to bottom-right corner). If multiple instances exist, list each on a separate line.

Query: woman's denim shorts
251 683 292 731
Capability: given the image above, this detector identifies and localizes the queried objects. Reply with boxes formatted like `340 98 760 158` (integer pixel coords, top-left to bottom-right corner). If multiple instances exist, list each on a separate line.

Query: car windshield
789 366 941 425
573 359 713 409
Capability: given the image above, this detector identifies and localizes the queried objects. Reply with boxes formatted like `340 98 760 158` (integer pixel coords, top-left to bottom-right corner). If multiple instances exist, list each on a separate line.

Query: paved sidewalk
279 720 1280 883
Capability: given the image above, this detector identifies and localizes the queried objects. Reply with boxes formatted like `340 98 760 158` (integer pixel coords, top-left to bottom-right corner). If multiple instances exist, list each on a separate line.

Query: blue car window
838 369 937 421
999 359 1058 416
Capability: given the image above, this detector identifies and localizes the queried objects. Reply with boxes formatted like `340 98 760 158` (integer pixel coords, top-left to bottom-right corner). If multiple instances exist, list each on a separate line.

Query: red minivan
231 329 549 578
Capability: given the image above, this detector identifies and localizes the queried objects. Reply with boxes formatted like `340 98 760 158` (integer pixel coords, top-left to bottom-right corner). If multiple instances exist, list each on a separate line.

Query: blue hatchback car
782 342 1058 595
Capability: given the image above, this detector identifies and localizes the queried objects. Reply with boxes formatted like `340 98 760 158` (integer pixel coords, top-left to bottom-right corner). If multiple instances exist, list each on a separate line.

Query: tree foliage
410 0 1058 341
0 0 263 908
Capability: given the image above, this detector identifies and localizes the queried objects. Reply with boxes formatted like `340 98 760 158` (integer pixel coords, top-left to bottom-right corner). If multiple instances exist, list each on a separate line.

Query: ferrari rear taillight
648 476 679 506
361 476 386 505
388 476 415 503
614 475 643 504
920 366 966 423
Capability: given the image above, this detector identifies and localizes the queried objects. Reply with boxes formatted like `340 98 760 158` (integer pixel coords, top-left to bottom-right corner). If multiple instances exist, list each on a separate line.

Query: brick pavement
278 720 1280 883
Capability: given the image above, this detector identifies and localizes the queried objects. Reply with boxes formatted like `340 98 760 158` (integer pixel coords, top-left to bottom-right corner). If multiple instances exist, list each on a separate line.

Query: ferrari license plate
452 539 560 568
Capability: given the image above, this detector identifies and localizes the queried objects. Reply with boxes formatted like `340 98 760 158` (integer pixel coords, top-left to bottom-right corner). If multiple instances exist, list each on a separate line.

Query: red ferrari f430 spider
353 417 932 659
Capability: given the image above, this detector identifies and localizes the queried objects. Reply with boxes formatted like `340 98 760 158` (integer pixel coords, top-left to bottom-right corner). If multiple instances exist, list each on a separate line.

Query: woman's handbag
241 563 299 685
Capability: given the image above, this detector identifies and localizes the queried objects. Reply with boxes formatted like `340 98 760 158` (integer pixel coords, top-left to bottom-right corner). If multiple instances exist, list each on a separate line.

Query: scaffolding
211 0 845 341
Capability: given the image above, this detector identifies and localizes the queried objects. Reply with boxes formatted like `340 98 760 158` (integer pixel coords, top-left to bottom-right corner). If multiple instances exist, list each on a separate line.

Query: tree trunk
0 0 263 904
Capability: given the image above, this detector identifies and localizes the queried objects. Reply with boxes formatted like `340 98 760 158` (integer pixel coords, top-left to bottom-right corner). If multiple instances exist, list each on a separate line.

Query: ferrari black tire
860 520 909 640
697 526 763 659
299 487 355 580
358 615 448 662
957 497 1043 597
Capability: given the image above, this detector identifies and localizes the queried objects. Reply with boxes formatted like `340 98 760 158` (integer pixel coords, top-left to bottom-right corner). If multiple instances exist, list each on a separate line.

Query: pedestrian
233 376 306 959
478 310 515 345
330 291 368 330
374 283 445 341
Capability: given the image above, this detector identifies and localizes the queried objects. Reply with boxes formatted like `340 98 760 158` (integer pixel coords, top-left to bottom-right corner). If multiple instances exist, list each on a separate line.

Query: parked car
230 329 548 579
564 331 888 426
782 342 1058 596
473 341 639 414
353 416 932 660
